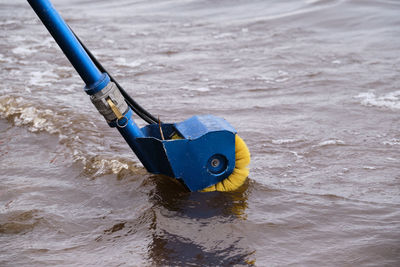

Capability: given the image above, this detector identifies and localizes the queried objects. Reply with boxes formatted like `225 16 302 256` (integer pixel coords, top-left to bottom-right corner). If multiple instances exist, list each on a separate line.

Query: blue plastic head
112 113 237 191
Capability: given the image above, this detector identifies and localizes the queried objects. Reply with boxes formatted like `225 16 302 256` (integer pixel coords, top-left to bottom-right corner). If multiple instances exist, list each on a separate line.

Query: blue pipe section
27 0 109 94
28 0 144 143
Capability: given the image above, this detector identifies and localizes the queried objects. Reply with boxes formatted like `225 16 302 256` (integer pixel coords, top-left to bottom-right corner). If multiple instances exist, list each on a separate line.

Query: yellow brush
202 135 250 192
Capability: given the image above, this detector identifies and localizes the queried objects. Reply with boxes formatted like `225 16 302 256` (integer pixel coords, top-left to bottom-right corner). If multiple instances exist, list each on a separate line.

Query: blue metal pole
27 0 144 141
27 0 109 94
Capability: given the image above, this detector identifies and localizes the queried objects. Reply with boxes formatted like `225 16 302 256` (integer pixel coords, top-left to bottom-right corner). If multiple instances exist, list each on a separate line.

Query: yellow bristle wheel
201 134 250 192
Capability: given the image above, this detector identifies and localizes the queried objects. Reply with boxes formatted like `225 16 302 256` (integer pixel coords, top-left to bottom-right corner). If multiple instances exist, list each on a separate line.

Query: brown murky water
1 0 399 266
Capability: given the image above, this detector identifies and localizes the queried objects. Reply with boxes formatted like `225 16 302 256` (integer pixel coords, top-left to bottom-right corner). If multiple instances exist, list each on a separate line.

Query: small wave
304 0 324 4
0 53 14 63
317 139 345 147
0 19 19 26
12 46 37 56
29 71 59 87
271 138 301 145
78 154 143 178
179 86 211 92
114 58 145 68
362 166 377 170
0 96 58 134
355 91 400 110
9 36 55 59
0 210 41 234
383 138 400 146
252 70 290 84
213 32 237 39
0 95 142 178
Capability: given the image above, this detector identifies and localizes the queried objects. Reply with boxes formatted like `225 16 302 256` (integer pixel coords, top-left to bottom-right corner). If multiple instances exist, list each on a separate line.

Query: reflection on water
148 175 249 218
146 175 254 265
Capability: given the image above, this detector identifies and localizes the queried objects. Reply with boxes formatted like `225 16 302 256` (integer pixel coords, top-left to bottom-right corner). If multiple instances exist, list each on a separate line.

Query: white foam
383 138 400 146
0 96 139 177
29 71 59 87
363 166 377 170
355 90 400 110
12 46 37 56
179 86 210 92
12 106 57 134
0 19 18 26
290 151 304 159
213 32 236 39
114 58 144 68
79 155 136 177
195 87 211 92
305 0 323 3
271 139 299 145
253 70 290 83
40 37 56 49
129 31 149 37
0 100 57 134
317 139 345 147
0 53 14 63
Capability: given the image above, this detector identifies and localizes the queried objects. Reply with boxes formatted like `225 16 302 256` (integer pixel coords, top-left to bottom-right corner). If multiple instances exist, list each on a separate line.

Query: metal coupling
90 81 128 123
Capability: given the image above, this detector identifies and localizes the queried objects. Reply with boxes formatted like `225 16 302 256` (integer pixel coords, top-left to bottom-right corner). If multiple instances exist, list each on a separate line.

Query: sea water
1 0 399 265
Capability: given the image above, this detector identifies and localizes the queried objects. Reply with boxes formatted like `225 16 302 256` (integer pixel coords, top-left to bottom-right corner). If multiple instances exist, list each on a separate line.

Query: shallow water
1 0 400 266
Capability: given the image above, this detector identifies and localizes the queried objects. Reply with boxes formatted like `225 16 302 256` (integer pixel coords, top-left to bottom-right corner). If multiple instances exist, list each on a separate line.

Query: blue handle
27 0 109 93
27 0 239 192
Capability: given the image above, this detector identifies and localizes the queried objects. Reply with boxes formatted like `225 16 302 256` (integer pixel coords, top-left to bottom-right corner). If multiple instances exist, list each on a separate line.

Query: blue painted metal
110 113 237 191
84 73 110 95
28 0 238 191
27 0 107 94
